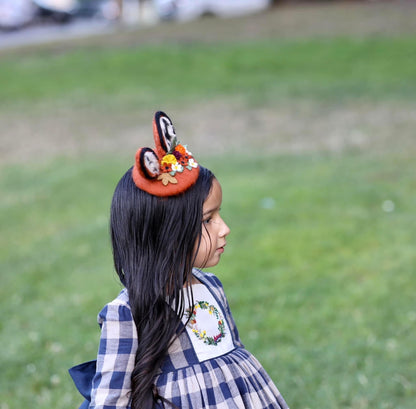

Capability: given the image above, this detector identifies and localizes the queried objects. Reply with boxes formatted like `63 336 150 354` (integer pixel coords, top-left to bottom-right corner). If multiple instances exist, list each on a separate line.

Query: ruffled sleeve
90 295 138 409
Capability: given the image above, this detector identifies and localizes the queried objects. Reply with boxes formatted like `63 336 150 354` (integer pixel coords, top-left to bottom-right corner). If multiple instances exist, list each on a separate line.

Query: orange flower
175 144 186 155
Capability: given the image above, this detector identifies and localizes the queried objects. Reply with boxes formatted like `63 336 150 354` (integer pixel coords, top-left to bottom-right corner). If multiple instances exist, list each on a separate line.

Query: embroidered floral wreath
186 301 226 346
132 111 200 197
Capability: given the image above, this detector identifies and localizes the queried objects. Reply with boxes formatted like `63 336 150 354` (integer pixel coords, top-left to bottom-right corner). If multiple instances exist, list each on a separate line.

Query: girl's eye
203 217 212 225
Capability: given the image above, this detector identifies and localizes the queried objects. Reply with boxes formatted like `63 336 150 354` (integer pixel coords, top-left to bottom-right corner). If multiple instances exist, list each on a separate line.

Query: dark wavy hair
110 166 214 408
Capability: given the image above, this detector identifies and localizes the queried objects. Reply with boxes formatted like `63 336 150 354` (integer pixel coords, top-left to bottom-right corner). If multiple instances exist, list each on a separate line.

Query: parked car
0 0 118 29
153 0 271 21
0 0 36 30
34 0 78 22
75 0 119 20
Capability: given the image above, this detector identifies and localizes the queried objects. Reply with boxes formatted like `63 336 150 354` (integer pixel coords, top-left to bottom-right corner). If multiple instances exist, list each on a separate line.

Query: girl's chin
194 256 221 269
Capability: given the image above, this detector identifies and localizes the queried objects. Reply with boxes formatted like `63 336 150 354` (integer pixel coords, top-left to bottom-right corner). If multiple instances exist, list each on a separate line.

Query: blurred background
1 0 415 408
0 0 271 33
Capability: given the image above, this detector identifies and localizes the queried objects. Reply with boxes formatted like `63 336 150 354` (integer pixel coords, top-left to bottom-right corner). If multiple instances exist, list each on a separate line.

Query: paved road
0 20 117 50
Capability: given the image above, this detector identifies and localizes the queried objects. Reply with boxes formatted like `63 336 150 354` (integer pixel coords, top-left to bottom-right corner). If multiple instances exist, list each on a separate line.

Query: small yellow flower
161 154 177 166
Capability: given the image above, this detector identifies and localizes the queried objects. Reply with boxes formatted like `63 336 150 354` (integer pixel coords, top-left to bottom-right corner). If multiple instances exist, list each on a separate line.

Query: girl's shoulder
114 287 130 306
97 288 131 324
105 287 130 308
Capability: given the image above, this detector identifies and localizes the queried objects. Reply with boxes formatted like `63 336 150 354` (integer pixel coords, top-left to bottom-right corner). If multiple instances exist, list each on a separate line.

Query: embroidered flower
161 154 177 166
188 158 198 169
172 150 182 160
175 144 187 155
171 162 184 173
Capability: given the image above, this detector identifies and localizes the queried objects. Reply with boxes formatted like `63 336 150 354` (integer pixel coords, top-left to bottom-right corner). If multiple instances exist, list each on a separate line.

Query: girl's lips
217 244 226 253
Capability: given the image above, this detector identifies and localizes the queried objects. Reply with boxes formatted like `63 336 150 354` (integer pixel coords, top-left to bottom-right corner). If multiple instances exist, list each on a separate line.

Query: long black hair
110 166 214 408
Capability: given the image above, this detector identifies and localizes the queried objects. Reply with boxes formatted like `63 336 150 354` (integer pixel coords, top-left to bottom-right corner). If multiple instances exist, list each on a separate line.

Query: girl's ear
154 111 176 156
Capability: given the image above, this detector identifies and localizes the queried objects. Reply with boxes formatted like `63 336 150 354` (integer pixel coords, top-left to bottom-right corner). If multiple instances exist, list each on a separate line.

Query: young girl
69 111 289 409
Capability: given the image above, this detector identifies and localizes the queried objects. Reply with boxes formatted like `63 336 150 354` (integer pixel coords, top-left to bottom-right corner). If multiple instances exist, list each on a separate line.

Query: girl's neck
186 274 202 287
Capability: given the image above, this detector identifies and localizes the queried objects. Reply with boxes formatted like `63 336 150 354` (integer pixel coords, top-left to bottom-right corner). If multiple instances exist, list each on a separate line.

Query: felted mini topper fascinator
132 111 200 196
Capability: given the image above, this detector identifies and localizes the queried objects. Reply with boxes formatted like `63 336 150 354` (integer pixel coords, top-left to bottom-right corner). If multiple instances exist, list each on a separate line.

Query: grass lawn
1 37 416 108
0 2 415 408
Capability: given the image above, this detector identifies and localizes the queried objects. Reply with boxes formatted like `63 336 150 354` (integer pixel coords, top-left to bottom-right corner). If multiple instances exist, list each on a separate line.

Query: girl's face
193 179 230 269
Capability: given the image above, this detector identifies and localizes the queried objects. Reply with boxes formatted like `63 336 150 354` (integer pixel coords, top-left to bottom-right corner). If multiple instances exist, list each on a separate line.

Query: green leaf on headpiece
168 136 179 154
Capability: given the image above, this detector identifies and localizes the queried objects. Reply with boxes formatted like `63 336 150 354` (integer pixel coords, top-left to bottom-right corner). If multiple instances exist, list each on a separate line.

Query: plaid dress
81 269 289 409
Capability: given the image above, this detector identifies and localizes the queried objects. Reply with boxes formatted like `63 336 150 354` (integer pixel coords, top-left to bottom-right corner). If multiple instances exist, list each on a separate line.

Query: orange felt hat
132 111 200 197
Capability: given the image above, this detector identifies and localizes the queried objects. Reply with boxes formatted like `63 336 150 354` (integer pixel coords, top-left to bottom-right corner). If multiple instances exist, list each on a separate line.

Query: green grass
1 153 415 408
1 37 416 111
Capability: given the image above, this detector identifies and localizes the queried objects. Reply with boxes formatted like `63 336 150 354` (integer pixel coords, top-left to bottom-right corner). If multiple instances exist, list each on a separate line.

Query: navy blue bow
69 360 97 406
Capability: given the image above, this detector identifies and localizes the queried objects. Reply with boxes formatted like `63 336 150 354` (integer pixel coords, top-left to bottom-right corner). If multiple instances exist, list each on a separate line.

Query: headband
132 111 200 196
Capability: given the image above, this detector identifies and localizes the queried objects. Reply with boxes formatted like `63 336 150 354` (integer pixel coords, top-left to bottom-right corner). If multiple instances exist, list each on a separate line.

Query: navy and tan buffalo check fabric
88 269 289 409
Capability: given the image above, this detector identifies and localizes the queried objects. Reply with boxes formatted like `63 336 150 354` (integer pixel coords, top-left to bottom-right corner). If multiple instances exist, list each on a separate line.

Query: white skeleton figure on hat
160 117 176 151
143 150 160 177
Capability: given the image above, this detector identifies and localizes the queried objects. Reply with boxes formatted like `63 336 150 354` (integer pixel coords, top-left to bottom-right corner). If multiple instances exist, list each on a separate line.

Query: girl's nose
220 218 231 237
